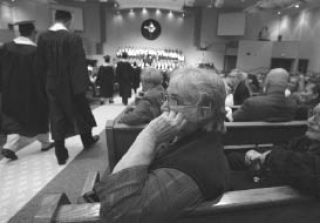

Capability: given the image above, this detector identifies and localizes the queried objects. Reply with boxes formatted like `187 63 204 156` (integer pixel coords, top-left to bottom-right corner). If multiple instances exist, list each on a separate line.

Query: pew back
106 120 307 170
35 185 320 223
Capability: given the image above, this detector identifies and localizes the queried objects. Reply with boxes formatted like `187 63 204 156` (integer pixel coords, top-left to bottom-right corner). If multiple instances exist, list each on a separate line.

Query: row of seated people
118 66 320 126
224 68 320 121
87 67 320 223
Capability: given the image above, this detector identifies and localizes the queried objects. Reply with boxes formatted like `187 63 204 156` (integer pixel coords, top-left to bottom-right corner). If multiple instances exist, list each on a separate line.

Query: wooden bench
106 119 308 170
34 172 320 223
34 119 312 222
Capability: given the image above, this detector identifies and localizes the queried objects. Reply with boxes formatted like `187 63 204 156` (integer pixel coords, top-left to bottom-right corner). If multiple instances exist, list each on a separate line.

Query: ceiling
111 0 320 11
7 0 320 12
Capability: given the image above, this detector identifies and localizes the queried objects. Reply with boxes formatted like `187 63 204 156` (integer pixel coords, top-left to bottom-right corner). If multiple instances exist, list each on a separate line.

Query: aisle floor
0 95 135 223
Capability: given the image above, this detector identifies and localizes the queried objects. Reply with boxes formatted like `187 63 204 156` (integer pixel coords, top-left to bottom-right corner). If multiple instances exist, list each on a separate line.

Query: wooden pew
32 119 309 222
229 105 241 112
106 119 307 170
35 180 320 223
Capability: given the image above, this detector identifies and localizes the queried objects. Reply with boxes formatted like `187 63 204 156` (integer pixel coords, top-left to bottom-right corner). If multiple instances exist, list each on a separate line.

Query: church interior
1 0 320 222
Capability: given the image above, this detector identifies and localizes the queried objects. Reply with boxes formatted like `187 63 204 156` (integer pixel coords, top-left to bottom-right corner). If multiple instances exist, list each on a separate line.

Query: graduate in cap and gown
37 10 99 165
0 21 53 161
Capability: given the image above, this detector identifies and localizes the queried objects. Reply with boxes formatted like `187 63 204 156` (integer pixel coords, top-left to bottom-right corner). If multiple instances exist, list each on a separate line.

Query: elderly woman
118 67 165 125
229 103 320 197
94 67 229 222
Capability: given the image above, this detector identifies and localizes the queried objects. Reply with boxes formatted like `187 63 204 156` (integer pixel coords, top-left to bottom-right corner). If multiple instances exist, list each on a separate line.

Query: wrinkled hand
245 150 262 168
143 110 187 144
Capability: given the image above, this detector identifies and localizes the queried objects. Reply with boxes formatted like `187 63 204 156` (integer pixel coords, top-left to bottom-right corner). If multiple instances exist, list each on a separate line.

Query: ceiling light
295 4 300 8
277 11 281 15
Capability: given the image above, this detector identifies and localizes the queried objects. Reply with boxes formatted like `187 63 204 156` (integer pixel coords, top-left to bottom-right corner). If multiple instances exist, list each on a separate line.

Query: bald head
264 68 289 94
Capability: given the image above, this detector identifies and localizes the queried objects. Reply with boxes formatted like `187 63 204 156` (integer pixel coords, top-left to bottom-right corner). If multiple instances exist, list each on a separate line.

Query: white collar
13 36 37 46
49 23 68 31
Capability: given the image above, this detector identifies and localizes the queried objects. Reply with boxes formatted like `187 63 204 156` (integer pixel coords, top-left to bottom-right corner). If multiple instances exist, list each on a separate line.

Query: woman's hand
143 110 187 144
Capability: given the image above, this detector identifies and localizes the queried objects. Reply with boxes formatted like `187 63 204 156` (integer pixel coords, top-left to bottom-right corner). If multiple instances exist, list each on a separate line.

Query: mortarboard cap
13 20 35 35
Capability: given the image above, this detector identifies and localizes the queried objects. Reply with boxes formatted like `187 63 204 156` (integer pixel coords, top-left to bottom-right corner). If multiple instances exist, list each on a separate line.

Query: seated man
94 67 230 223
228 68 251 106
228 103 320 197
293 81 320 119
118 67 165 125
230 68 297 122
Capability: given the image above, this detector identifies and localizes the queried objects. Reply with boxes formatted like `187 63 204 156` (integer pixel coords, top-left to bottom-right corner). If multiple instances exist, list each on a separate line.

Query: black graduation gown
116 61 133 98
0 41 49 136
96 65 114 97
132 66 141 90
37 30 96 140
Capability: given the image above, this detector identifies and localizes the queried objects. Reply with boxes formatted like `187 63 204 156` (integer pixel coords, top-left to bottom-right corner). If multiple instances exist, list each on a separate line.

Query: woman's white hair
170 67 226 133
141 67 163 86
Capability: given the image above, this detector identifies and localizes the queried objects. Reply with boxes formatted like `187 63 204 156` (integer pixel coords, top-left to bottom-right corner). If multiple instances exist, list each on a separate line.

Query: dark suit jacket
267 136 320 197
233 80 250 105
232 92 297 122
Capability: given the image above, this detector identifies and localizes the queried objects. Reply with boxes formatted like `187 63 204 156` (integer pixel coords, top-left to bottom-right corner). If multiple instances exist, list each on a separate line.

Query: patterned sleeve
94 166 203 222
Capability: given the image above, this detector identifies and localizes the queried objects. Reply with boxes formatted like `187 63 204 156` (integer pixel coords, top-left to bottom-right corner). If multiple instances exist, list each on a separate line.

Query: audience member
223 78 234 107
87 60 98 97
228 103 320 197
132 62 141 94
228 68 251 105
247 73 261 94
295 79 320 119
96 55 115 104
116 52 134 105
37 10 99 165
230 68 297 122
0 21 53 160
94 67 229 223
118 67 165 125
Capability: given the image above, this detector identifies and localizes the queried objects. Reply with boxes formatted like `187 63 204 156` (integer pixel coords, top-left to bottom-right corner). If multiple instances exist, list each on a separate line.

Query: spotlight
295 4 300 8
277 11 281 15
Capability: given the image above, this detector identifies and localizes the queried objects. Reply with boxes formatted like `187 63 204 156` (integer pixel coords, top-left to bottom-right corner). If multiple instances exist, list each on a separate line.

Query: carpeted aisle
0 96 133 223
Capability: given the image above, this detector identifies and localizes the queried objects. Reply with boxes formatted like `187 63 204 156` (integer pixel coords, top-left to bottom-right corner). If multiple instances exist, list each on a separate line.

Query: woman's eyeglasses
162 94 212 113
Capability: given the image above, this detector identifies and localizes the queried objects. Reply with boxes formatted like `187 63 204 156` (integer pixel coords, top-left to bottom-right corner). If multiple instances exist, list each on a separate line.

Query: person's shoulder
2 41 13 48
69 32 82 39
243 95 264 105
